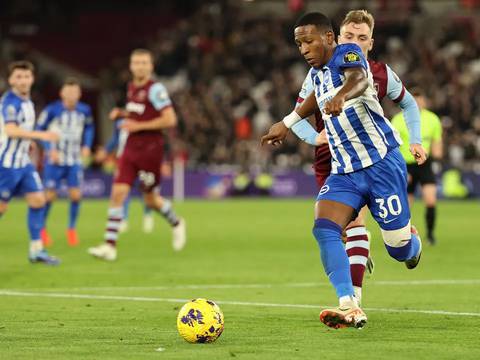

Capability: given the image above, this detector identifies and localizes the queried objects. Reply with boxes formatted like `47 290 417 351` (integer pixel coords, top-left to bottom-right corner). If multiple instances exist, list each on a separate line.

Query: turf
0 199 479 359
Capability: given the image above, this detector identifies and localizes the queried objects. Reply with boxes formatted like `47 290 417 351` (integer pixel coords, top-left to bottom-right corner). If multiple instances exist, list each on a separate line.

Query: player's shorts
316 148 410 231
406 158 436 194
0 164 44 202
43 164 83 190
114 142 163 192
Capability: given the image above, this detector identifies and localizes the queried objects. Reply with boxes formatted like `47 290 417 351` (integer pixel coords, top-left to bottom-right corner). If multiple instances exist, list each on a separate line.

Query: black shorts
406 158 436 194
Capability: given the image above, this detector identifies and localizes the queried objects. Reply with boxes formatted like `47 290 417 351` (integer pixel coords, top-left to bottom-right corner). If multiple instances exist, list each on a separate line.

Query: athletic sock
104 207 123 246
345 226 369 289
426 206 436 238
312 218 354 299
68 201 80 229
154 199 179 227
123 196 131 222
28 207 44 252
384 230 421 261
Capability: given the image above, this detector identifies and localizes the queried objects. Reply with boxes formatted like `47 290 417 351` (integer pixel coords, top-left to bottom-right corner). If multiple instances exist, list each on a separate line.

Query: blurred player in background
262 12 425 329
36 77 94 246
290 10 422 304
88 49 186 261
391 88 443 245
0 61 60 265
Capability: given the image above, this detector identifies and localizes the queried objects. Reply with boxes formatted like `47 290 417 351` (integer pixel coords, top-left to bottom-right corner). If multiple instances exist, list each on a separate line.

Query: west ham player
0 61 60 265
290 10 422 304
262 13 425 328
36 77 94 246
88 49 186 261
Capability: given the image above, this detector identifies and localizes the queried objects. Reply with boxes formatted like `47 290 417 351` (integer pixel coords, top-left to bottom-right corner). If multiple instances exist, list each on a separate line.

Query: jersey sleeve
36 105 55 130
334 44 368 71
296 68 314 104
1 102 19 124
148 82 172 111
385 65 406 103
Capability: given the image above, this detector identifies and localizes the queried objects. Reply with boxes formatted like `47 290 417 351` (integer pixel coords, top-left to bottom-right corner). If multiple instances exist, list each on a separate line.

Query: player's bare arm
120 107 177 133
5 122 59 142
109 107 128 120
261 91 319 146
324 68 368 116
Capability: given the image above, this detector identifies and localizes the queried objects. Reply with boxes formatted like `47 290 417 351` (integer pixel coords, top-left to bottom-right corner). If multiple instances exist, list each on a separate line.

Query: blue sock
144 204 152 215
123 197 130 222
43 201 52 226
69 201 80 229
385 232 421 261
313 218 354 298
28 207 44 241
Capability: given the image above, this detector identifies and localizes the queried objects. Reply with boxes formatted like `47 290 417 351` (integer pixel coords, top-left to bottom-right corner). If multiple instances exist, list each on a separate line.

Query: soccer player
261 13 425 328
88 49 186 261
0 61 60 265
290 10 422 304
36 77 94 246
391 88 443 245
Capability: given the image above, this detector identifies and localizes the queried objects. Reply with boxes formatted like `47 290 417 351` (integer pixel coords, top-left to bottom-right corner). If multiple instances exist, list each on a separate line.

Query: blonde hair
341 10 375 34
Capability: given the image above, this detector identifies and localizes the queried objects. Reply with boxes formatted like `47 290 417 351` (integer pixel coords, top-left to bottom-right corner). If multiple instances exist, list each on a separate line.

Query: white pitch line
0 290 479 318
15 279 480 292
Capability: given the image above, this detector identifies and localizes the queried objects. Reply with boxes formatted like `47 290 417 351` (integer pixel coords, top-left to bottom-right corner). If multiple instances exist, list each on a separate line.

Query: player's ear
369 38 374 51
326 30 335 45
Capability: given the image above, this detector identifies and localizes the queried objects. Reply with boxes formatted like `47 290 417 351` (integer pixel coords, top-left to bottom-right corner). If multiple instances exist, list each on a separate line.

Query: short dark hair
8 60 34 76
131 48 153 59
295 12 333 31
63 76 81 87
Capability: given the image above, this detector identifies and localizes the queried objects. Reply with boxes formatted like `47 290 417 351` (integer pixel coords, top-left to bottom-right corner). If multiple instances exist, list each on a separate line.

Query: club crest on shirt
136 90 147 101
344 51 360 63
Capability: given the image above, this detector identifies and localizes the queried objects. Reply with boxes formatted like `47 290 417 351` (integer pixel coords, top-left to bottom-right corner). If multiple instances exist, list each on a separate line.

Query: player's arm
324 67 368 116
385 65 426 164
81 109 95 158
4 104 58 142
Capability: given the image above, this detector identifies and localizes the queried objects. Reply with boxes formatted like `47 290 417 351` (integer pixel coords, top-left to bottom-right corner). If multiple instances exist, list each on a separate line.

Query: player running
289 10 422 304
0 61 60 265
88 49 186 261
262 12 425 329
36 77 94 246
391 87 443 245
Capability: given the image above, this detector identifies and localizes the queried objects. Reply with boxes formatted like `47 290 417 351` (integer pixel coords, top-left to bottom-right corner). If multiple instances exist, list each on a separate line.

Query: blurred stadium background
1 0 479 199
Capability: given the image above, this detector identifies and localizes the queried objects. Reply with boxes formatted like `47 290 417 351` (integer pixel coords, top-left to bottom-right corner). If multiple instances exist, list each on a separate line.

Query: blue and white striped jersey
313 44 402 174
37 100 94 166
0 90 36 168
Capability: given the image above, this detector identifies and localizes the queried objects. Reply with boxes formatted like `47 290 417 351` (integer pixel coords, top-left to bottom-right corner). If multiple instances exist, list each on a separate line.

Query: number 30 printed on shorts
375 194 402 219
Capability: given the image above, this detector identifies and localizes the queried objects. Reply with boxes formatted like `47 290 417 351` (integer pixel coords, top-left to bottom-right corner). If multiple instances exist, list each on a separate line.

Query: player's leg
419 160 438 245
314 176 367 329
142 202 154 233
120 193 131 233
88 154 135 261
368 150 422 268
142 192 186 251
344 206 371 305
65 165 83 246
22 166 59 265
40 164 61 246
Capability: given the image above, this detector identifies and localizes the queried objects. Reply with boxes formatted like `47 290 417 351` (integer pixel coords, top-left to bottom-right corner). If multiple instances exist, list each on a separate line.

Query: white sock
339 295 357 308
30 240 43 254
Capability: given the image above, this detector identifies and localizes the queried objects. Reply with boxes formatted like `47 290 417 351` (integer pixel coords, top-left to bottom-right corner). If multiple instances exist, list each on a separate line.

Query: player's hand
49 149 60 164
120 119 142 133
410 144 427 165
324 95 345 116
261 121 289 146
81 146 91 159
109 107 125 121
94 147 107 163
315 129 328 146
39 131 60 142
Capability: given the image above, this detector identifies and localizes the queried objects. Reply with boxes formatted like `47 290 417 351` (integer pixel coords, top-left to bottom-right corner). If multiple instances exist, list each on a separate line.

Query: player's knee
27 193 46 209
46 190 57 202
381 222 411 247
69 189 82 202
312 218 343 244
0 202 8 214
142 193 156 208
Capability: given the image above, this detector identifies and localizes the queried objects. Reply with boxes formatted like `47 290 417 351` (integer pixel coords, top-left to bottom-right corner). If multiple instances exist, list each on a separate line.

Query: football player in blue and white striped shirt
36 78 94 247
0 61 60 265
262 13 427 329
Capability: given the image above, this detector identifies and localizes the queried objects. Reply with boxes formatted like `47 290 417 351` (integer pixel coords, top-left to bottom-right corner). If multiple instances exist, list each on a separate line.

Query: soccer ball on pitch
176 298 224 343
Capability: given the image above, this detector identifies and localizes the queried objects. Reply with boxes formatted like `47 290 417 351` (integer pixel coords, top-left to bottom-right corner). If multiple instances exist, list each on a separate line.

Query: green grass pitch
0 199 479 359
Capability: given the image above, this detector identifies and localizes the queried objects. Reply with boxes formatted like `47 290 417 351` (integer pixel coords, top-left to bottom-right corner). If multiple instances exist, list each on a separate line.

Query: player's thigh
45 188 57 202
346 206 368 229
367 151 411 231
0 201 8 214
25 191 46 208
20 166 45 208
68 187 82 202
315 174 365 229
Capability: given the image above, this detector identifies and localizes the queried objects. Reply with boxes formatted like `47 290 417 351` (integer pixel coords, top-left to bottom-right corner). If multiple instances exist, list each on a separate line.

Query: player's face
130 54 154 80
8 69 34 96
60 84 81 108
294 25 334 69
338 22 373 58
